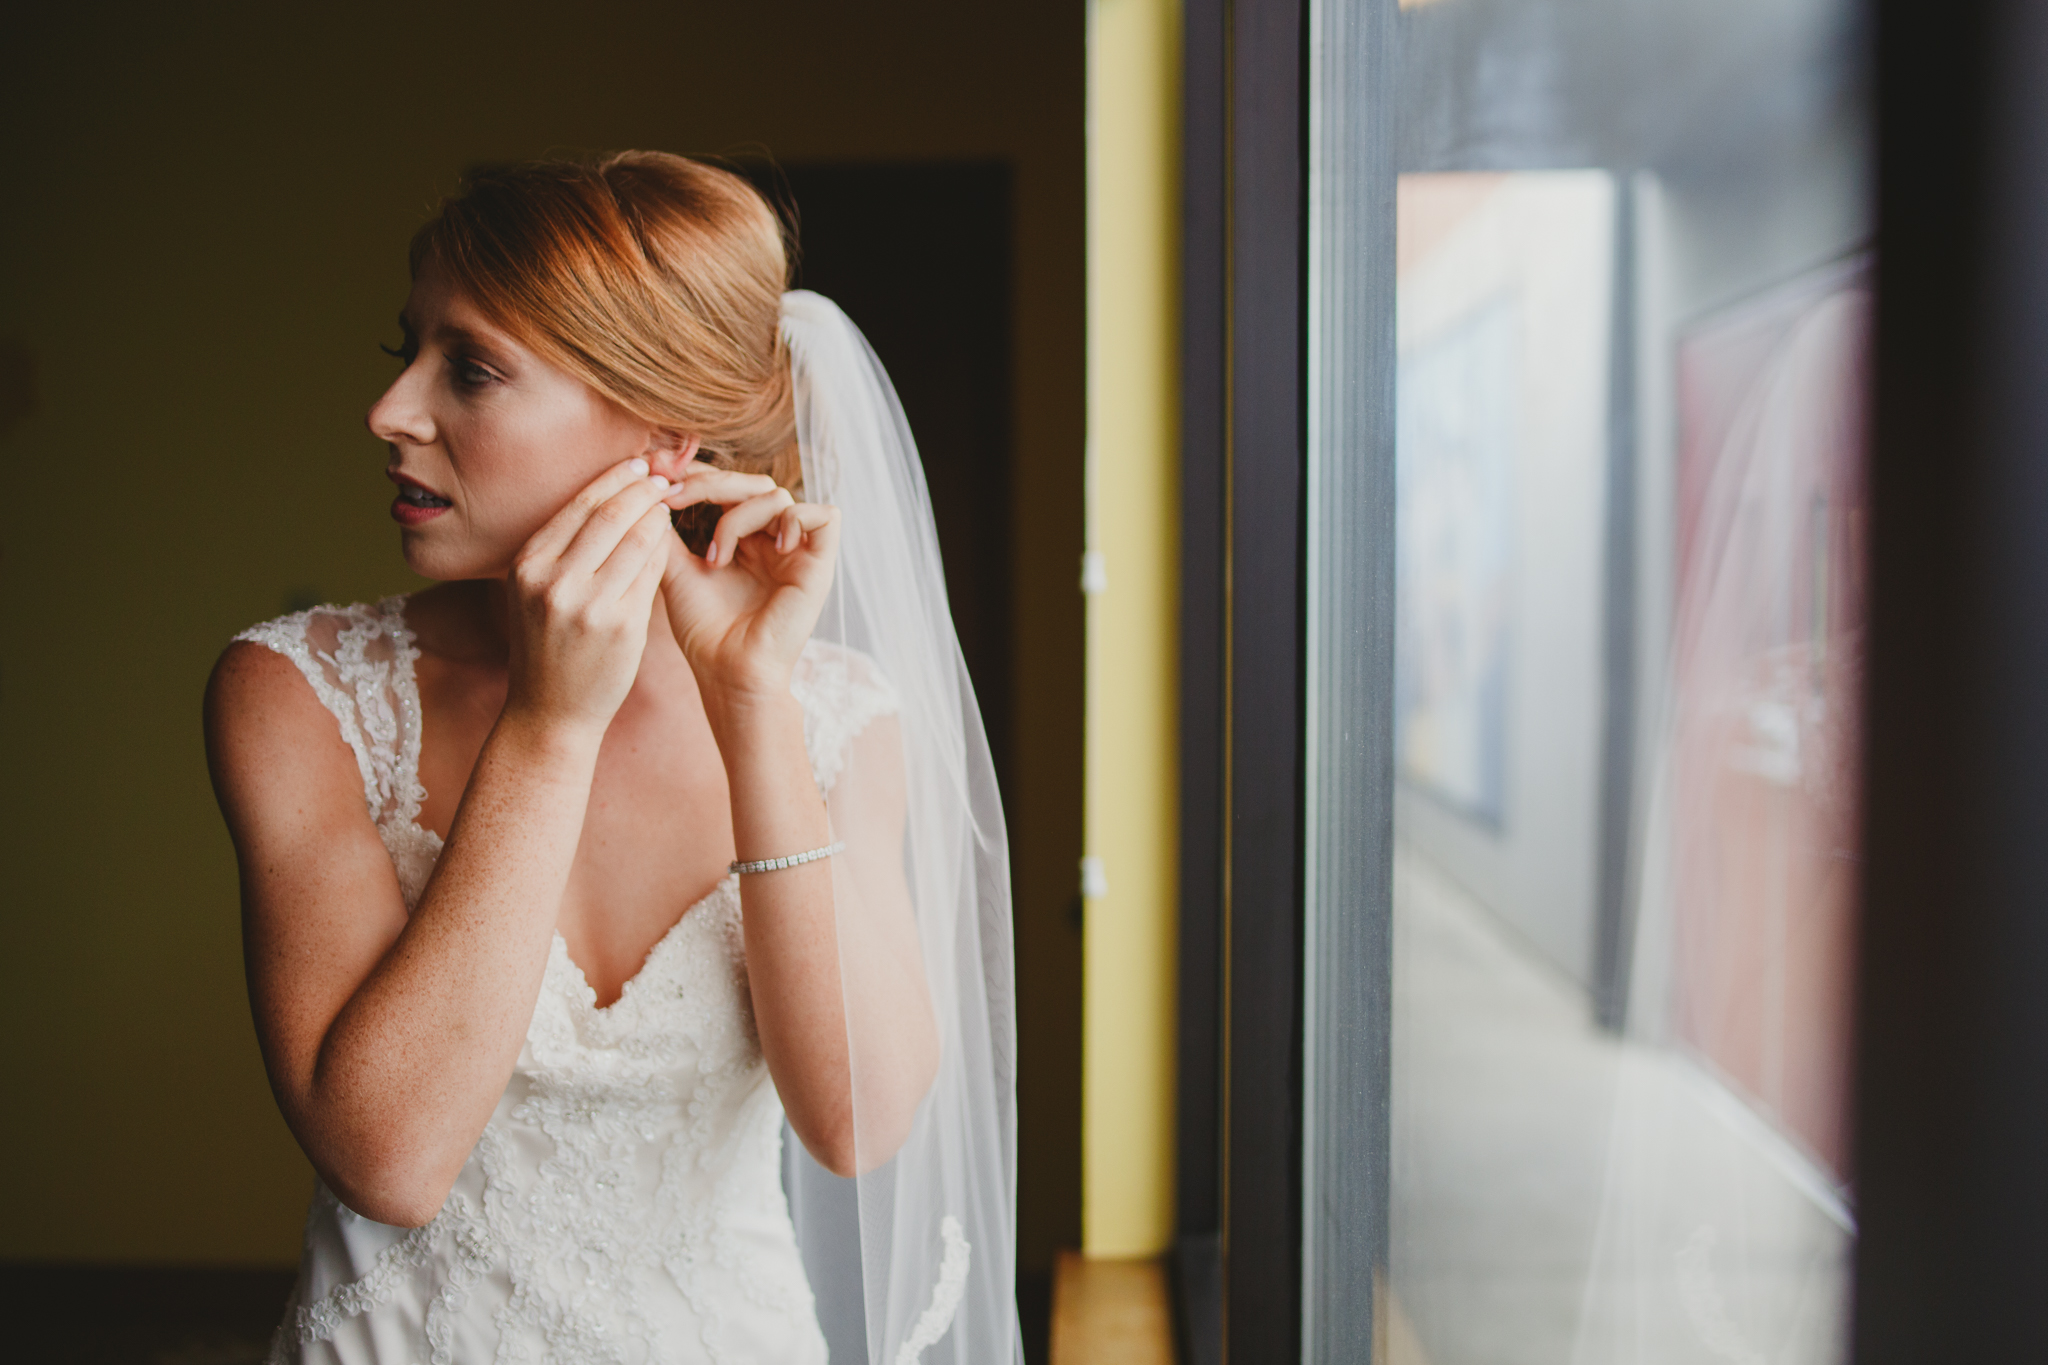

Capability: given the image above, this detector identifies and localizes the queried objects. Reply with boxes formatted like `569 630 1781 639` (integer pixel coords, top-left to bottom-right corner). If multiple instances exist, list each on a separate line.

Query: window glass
1385 0 1869 1360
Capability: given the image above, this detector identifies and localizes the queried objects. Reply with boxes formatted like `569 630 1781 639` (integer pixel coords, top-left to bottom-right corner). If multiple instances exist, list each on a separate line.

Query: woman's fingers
704 487 796 566
555 472 675 580
617 510 673 613
763 501 838 555
706 498 837 567
592 502 681 601
517 458 660 569
759 502 839 557
793 501 838 543
660 465 780 511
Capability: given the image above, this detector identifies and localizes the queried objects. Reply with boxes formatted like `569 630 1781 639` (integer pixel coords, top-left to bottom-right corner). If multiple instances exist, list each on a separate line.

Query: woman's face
367 258 663 581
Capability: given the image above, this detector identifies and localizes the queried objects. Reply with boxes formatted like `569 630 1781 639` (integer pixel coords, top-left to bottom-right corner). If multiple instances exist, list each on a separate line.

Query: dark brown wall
0 0 1083 1277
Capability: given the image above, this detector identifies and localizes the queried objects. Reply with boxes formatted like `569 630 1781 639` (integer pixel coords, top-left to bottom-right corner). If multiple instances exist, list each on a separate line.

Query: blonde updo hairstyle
412 151 801 490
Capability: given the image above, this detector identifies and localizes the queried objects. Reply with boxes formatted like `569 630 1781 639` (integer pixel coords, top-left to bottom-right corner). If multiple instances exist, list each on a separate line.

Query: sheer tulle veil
774 290 1020 1365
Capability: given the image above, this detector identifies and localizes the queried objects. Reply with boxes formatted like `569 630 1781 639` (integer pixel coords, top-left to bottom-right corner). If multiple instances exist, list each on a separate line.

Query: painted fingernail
650 475 671 492
629 457 649 476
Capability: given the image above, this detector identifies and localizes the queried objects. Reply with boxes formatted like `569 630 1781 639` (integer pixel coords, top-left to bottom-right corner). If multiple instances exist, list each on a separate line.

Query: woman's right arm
205 459 676 1227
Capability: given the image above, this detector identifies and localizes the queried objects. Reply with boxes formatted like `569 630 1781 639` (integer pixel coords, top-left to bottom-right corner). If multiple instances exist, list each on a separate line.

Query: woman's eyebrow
426 320 515 358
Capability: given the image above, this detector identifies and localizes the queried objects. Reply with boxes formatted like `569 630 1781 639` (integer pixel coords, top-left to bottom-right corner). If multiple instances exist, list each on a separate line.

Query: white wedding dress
238 595 897 1365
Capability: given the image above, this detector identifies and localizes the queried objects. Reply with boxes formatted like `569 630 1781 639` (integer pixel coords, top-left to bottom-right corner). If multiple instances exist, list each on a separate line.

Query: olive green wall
0 2 1083 1272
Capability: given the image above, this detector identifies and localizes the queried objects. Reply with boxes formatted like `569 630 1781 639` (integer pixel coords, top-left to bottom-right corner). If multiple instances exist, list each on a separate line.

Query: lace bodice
236 597 897 1365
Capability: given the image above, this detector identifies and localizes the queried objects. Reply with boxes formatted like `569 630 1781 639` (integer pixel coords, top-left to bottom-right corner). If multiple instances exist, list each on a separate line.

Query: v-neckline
391 595 736 1018
551 878 737 1015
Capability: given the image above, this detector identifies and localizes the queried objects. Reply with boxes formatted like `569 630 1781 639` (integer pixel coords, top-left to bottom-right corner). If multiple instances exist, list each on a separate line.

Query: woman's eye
380 341 415 364
452 357 499 389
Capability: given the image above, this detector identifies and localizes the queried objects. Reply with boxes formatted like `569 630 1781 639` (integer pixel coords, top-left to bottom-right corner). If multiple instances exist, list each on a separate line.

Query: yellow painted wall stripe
1082 0 1182 1260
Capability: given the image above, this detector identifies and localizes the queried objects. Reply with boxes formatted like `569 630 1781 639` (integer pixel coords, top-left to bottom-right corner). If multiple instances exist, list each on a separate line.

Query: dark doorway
752 161 1017 794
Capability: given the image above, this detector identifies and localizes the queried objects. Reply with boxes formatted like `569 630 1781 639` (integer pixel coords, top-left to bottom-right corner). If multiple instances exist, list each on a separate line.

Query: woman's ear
645 432 702 482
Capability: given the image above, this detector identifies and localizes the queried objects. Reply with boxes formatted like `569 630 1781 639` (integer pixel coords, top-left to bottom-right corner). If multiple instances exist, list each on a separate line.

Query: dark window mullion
1224 0 1309 1360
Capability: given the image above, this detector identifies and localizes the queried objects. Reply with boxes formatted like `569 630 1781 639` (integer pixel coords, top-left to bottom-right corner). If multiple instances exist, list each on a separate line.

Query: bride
205 152 1017 1365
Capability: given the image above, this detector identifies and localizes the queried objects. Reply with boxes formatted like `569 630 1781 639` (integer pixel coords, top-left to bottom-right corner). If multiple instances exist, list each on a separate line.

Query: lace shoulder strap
790 639 900 793
234 597 427 828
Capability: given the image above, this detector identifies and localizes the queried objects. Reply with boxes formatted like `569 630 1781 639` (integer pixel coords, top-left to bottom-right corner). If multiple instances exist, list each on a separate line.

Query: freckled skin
205 263 936 1226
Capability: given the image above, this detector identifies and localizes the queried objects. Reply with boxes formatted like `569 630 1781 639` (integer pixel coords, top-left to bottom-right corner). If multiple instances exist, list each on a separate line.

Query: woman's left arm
709 690 935 1177
660 466 938 1177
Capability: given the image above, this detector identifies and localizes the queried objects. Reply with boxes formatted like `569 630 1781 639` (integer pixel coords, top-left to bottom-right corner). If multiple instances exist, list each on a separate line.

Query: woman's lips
389 472 453 526
391 496 450 526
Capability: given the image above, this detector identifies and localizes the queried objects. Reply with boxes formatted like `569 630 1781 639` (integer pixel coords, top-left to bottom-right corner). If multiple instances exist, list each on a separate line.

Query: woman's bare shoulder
209 603 354 734
204 620 367 817
207 635 324 732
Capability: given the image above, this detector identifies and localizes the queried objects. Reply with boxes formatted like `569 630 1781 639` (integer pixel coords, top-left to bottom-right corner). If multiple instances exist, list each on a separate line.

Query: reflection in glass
1668 263 1867 1183
1395 291 1516 826
1383 0 1869 1359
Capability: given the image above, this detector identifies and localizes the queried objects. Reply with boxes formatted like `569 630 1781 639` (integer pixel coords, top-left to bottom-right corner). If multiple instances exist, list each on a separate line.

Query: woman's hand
503 457 679 740
658 466 839 701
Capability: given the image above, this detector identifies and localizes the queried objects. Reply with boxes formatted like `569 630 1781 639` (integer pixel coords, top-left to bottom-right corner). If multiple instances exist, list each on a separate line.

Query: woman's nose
367 366 433 446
